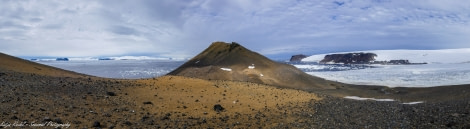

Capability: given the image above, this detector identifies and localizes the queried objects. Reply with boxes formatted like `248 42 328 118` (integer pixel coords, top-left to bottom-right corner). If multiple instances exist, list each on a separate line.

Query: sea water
38 60 470 87
38 60 184 79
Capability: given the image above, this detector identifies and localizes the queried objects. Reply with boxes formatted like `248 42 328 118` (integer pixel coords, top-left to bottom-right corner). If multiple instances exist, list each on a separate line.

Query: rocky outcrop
320 53 377 64
290 54 307 62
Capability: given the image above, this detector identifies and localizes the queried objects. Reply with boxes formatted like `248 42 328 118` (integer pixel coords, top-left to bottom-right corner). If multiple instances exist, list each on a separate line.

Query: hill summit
168 42 334 90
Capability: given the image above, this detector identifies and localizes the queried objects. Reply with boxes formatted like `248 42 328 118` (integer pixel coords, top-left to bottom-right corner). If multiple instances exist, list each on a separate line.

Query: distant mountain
168 42 335 90
303 48 470 64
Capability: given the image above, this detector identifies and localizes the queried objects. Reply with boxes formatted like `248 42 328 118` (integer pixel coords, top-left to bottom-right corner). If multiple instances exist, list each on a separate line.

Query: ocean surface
37 60 470 87
38 60 184 79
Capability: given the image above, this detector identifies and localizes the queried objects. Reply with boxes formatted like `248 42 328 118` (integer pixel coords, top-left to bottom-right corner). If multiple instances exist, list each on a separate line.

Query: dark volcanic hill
168 42 335 90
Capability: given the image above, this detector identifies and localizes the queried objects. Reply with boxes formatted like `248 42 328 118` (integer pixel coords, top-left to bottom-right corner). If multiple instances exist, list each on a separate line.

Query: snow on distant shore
302 48 470 64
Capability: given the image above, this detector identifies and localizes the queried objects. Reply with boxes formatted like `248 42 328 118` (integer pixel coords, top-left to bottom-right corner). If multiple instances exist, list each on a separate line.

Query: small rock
141 116 149 121
106 91 116 96
161 113 171 120
43 117 52 122
446 121 456 127
54 118 63 124
92 121 101 127
123 121 132 126
143 101 153 105
103 113 111 117
213 104 225 112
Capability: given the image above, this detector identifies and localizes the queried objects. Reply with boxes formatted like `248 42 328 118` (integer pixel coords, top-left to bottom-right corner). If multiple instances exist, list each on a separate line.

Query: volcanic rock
92 121 101 127
168 42 335 90
320 52 377 64
106 91 116 96
290 54 307 62
213 104 225 112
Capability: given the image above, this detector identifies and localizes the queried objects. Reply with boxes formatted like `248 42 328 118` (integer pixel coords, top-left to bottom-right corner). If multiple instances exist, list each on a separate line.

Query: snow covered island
316 52 426 65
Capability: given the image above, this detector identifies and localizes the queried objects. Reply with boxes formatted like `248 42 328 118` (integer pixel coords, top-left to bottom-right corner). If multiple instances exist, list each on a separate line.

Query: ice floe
297 63 470 87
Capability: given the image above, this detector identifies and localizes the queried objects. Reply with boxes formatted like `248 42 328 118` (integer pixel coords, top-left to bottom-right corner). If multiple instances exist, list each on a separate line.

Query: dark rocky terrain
319 52 427 65
310 95 470 128
320 52 377 64
289 54 307 62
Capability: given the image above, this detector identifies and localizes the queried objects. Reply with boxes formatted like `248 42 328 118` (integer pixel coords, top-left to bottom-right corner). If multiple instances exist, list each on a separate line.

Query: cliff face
290 54 307 62
320 53 377 64
168 42 335 90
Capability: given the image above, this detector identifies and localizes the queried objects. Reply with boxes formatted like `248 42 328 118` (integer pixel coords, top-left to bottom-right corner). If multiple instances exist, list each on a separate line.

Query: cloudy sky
1 0 469 59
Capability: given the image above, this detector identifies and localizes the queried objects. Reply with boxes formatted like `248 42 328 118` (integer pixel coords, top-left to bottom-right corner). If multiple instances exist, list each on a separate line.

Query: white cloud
0 0 469 58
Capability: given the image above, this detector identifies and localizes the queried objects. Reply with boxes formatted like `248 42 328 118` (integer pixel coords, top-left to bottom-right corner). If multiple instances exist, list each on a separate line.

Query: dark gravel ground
309 94 470 128
2 68 470 128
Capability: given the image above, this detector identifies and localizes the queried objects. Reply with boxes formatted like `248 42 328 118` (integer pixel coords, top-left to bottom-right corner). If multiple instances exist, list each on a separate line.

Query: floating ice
297 63 470 87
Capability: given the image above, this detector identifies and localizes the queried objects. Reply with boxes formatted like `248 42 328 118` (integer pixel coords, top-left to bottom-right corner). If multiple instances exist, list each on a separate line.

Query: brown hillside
0 52 323 128
168 42 335 90
0 52 87 77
